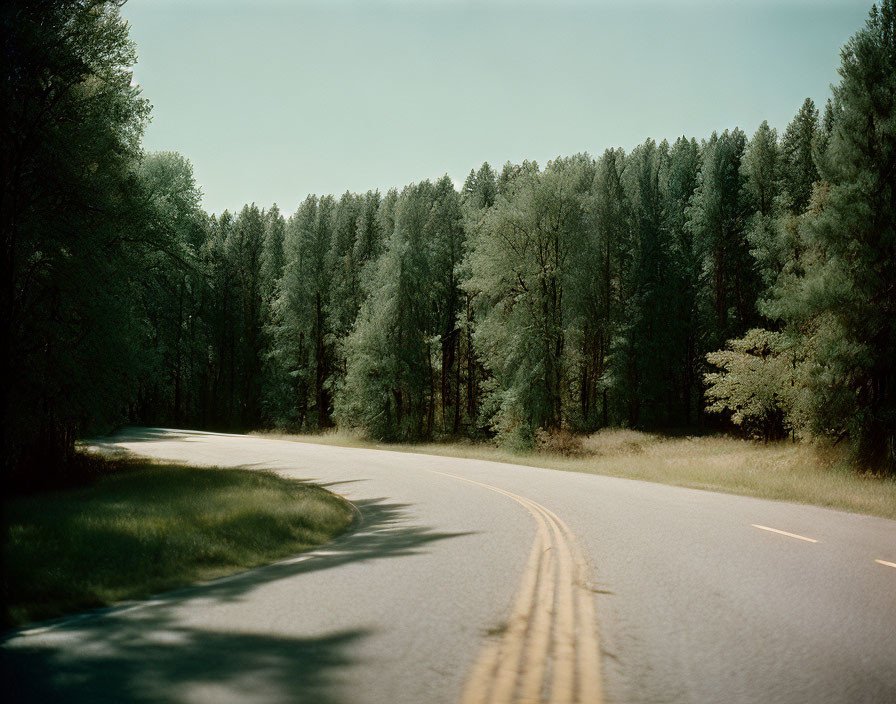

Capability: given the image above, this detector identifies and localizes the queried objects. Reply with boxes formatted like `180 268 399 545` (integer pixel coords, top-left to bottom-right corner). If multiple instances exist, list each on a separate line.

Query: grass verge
2 461 355 628
258 429 896 521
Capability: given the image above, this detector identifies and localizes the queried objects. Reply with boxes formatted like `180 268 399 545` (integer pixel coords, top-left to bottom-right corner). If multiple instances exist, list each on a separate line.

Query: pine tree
352 190 385 289
230 204 266 426
270 195 335 429
741 121 784 292
337 181 450 439
768 0 896 470
428 176 467 434
662 137 702 424
611 140 676 427
261 205 286 309
329 192 362 342
780 98 821 213
201 211 242 427
580 149 628 427
687 129 758 350
458 163 500 431
465 157 591 443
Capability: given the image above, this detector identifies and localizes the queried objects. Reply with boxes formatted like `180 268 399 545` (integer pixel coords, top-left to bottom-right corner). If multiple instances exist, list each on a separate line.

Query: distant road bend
3 428 895 704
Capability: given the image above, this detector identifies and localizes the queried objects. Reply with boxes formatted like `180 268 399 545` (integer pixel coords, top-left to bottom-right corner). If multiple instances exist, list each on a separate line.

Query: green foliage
269 196 330 428
2 0 152 484
575 149 629 429
687 129 760 348
704 329 801 441
780 98 821 213
661 137 703 424
6 0 895 479
741 121 782 221
329 192 363 340
335 178 466 440
610 140 679 427
462 162 499 212
763 1 896 469
335 254 406 440
261 204 287 308
465 157 593 442
130 152 208 427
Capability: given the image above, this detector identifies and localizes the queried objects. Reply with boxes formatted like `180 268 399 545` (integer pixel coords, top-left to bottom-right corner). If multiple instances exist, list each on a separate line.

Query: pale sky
122 0 871 216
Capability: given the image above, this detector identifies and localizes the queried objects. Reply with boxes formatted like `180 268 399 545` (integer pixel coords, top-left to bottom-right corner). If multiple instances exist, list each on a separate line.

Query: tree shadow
88 427 182 450
2 617 368 703
314 479 368 489
155 496 472 605
2 496 471 702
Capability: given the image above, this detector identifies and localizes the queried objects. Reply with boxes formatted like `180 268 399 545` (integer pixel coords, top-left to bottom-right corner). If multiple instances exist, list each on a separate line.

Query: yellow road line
545 508 576 704
491 514 549 704
751 524 818 543
875 559 896 569
518 539 554 703
459 627 502 704
430 469 603 704
453 475 552 704
538 504 602 704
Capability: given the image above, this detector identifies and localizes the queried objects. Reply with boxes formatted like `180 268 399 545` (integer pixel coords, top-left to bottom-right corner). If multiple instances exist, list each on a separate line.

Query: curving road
3 428 895 703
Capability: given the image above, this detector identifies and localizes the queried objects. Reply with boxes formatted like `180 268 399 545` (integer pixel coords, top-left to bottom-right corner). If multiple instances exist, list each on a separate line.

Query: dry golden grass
258 429 896 521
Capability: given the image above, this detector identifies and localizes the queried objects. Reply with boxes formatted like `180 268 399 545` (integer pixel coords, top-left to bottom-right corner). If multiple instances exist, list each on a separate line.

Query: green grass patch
2 462 354 627
259 429 896 521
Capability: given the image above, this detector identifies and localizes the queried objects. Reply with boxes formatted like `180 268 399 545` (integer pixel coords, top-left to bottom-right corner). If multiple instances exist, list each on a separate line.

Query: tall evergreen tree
662 137 702 423
261 205 287 309
741 121 784 292
329 192 362 344
579 149 628 427
352 190 385 292
465 158 591 442
270 196 335 429
611 141 676 427
337 181 450 439
428 176 466 433
458 163 500 429
230 204 266 426
780 98 821 213
202 211 241 427
767 0 896 470
687 129 758 349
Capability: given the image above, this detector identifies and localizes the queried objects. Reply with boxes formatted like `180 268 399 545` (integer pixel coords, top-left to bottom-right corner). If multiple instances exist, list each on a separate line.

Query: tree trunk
314 292 329 429
174 276 184 426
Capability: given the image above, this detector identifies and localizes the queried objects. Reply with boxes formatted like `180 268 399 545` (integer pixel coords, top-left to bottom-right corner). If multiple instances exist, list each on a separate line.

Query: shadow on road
2 617 368 703
88 427 183 450
176 496 473 605
2 495 470 702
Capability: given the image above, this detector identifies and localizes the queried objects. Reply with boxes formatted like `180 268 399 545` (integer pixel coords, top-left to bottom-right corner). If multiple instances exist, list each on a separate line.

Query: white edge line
751 524 818 543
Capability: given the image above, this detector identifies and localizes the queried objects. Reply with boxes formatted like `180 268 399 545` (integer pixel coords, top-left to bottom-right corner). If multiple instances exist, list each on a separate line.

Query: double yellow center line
429 470 602 704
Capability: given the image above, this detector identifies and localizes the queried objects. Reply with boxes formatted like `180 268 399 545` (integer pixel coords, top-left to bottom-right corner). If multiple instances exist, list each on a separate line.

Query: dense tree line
3 1 895 487
3 0 155 486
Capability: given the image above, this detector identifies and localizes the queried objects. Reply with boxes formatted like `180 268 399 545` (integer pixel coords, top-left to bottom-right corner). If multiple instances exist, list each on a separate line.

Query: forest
2 0 895 489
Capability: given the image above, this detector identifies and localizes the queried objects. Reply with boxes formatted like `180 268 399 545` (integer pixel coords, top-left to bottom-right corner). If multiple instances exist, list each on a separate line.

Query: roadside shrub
704 329 803 441
534 427 585 457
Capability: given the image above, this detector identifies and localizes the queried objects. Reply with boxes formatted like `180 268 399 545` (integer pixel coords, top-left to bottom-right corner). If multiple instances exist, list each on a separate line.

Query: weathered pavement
3 428 895 703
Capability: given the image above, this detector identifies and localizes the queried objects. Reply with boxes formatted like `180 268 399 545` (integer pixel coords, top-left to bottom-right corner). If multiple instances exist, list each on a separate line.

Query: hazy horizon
123 0 870 215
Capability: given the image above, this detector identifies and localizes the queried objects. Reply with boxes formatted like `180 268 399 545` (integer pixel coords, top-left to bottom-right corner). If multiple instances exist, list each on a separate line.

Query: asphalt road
3 428 895 703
